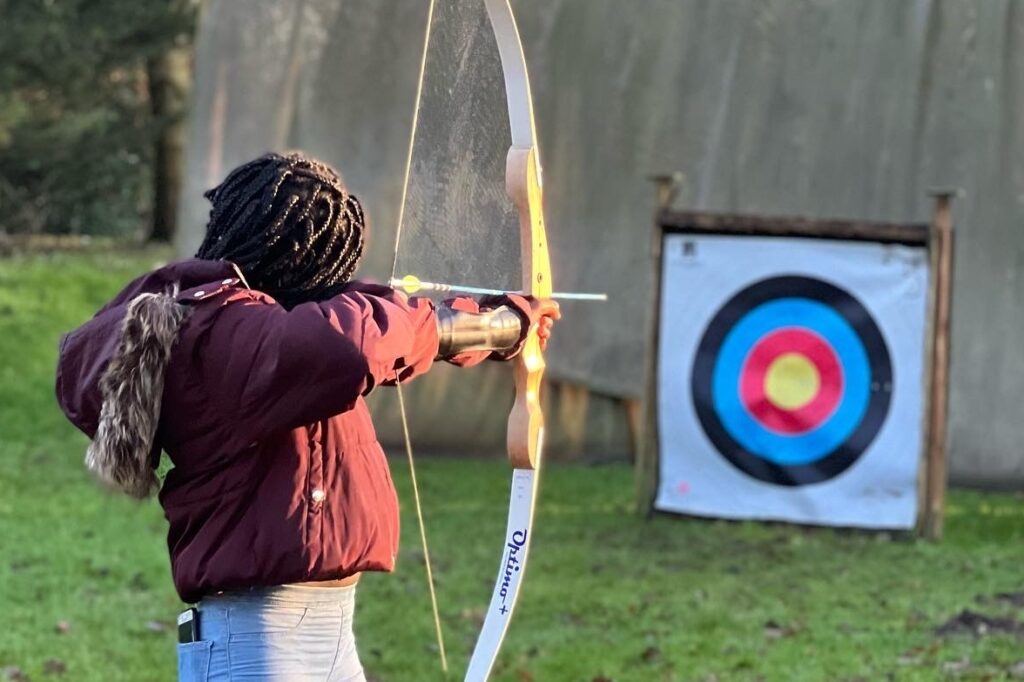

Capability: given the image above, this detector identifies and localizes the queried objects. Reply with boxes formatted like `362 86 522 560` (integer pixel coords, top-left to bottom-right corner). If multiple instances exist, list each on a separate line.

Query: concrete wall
181 0 1024 485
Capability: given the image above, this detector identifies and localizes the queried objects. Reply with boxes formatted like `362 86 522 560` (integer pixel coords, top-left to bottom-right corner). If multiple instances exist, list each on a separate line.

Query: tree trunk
148 46 192 243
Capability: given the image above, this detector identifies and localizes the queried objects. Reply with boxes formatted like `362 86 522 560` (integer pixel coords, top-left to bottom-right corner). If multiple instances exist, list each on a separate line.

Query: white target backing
655 234 928 529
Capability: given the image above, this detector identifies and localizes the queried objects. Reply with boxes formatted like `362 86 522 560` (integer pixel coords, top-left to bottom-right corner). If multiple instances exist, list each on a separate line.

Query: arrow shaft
390 278 606 301
547 291 608 301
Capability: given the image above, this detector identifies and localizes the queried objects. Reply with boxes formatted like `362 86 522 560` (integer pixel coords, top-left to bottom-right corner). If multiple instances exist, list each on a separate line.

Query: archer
55 151 559 681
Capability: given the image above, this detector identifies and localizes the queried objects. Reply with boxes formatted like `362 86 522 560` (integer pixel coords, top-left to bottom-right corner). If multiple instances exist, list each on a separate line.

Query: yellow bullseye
764 353 820 410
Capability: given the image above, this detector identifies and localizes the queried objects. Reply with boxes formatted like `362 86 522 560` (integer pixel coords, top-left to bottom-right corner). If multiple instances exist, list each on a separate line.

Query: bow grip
507 333 545 469
505 145 550 471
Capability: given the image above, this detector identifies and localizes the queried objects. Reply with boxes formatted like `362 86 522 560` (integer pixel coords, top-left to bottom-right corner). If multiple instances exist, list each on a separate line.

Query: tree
0 0 197 239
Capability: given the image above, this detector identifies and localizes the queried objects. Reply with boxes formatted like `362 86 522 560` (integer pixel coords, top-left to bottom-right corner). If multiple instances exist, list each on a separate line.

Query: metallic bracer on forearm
435 304 523 358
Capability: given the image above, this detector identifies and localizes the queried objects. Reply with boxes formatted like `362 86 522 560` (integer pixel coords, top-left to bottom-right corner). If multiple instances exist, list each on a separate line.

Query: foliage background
0 0 194 237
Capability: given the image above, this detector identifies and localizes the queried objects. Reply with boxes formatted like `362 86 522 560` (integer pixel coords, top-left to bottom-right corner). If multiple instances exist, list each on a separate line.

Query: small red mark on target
676 481 690 495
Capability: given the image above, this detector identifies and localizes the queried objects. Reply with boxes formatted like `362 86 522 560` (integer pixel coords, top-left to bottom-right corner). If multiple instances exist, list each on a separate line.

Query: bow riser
506 145 550 471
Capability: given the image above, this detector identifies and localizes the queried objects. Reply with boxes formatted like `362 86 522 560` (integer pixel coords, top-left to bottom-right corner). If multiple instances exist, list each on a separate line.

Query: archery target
655 235 928 529
692 275 892 486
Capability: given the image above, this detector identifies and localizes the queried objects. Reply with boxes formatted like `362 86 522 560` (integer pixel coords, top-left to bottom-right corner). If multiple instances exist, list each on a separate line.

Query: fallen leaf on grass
941 657 970 674
763 619 799 640
976 592 1024 608
42 659 66 675
1 666 28 681
935 610 1024 637
128 573 150 591
54 621 71 635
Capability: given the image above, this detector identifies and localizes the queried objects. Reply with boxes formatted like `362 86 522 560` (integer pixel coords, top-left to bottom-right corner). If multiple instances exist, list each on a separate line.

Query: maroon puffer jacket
56 259 504 603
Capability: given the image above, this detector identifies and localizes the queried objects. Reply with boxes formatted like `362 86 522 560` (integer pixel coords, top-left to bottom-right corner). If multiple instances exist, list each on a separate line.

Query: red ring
739 328 843 435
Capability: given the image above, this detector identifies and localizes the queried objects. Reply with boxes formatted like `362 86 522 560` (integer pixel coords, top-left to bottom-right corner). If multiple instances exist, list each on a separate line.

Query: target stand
637 192 955 537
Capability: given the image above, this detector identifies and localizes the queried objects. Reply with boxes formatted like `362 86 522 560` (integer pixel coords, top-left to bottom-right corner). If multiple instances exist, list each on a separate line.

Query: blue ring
710 299 871 466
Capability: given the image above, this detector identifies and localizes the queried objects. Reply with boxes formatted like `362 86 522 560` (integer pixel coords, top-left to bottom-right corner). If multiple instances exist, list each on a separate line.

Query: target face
691 275 893 486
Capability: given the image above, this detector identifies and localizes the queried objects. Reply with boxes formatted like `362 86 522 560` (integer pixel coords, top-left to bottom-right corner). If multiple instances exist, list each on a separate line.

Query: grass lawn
2 250 1023 682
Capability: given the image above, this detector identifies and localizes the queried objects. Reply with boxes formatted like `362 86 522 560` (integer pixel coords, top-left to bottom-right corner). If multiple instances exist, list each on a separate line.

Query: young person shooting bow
56 152 559 681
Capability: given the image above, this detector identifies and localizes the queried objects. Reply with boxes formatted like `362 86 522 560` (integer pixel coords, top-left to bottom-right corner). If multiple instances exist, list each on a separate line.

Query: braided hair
196 152 366 309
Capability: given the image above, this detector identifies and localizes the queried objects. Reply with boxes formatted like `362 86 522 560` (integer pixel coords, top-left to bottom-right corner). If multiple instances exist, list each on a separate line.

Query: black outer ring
690 275 893 486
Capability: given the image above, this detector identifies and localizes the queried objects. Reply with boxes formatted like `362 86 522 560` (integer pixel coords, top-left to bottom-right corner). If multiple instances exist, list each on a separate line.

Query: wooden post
623 397 644 465
634 173 683 514
921 190 957 540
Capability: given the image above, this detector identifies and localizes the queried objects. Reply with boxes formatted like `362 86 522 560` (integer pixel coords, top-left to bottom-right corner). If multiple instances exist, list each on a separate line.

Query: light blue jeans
177 584 366 682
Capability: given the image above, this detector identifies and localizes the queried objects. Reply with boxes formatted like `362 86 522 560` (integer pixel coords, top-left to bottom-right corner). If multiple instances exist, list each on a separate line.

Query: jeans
177 584 366 682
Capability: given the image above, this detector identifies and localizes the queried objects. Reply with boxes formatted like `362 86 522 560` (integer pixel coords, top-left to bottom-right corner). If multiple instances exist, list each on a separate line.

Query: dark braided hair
196 152 366 309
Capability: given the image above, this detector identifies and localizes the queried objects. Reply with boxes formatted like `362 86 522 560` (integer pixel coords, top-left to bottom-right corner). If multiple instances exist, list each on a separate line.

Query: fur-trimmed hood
56 259 238 498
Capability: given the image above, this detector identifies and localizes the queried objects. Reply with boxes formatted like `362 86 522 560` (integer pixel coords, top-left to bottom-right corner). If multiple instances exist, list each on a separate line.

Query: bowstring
389 1 434 283
396 370 447 674
389 0 448 675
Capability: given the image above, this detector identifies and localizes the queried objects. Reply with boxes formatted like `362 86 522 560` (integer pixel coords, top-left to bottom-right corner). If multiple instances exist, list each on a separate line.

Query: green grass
2 250 1023 681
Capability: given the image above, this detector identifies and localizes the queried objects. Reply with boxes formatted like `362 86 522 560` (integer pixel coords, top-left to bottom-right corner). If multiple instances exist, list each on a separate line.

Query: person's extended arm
196 283 438 445
200 283 555 445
